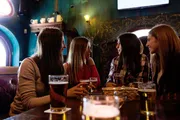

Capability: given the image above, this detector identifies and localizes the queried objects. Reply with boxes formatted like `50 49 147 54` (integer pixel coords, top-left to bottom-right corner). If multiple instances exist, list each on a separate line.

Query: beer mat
44 108 71 114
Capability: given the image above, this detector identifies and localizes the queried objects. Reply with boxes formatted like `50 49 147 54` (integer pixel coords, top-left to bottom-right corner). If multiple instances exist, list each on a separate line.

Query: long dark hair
117 32 143 76
34 27 64 89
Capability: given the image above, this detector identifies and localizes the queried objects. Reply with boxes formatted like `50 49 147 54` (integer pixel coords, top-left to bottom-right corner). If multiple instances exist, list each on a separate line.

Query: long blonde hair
149 24 180 82
67 36 90 84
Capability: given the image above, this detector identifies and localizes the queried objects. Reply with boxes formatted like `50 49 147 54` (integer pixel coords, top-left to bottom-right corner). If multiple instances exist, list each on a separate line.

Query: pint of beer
49 75 68 112
113 73 124 86
89 77 98 84
82 95 120 120
138 82 156 116
89 77 98 93
80 79 90 90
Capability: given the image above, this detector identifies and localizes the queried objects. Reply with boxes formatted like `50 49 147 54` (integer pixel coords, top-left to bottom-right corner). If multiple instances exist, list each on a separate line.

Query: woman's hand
88 82 96 89
67 82 89 98
106 82 117 87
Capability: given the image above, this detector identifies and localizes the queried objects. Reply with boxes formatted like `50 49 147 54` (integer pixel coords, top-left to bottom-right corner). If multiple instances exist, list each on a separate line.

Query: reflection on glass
138 82 156 116
82 95 120 120
49 113 66 120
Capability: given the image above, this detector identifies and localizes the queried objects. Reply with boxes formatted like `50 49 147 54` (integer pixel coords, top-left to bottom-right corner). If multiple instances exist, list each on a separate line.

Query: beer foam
89 80 97 82
83 103 119 118
80 80 89 83
138 89 156 92
49 81 68 84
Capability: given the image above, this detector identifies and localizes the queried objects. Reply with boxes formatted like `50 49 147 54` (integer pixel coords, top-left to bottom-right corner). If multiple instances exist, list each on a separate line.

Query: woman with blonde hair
64 36 100 97
146 24 180 99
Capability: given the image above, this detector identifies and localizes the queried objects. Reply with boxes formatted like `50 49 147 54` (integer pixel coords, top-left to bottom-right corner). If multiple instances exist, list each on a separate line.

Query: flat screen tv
117 0 169 10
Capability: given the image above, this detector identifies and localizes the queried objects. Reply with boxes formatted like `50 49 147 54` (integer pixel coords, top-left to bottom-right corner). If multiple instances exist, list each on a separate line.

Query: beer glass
113 73 124 86
79 79 90 100
82 95 120 120
138 82 156 116
80 79 90 91
130 78 143 88
49 75 68 112
89 77 98 93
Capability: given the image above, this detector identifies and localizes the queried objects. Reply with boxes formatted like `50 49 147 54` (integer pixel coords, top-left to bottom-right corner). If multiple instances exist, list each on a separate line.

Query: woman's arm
18 58 50 110
63 63 89 97
107 57 119 82
106 57 119 87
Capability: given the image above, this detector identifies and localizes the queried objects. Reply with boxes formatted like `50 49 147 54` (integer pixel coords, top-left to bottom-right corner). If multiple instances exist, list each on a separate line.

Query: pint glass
82 95 120 120
138 82 156 115
49 75 68 112
80 79 90 89
89 77 98 93
113 73 124 86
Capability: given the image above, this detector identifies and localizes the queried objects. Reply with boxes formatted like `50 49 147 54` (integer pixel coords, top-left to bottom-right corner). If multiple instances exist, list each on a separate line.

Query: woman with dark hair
9 27 66 115
147 24 180 99
106 32 150 87
64 36 100 97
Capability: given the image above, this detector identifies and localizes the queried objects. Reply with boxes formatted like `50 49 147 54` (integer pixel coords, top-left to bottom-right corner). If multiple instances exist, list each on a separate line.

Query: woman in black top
147 24 180 99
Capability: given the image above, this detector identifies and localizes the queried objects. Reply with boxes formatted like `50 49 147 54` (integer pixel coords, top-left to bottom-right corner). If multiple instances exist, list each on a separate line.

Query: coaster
44 108 71 114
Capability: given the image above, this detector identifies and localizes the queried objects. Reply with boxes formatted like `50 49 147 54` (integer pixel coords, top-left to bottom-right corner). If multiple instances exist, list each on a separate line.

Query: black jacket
157 53 180 97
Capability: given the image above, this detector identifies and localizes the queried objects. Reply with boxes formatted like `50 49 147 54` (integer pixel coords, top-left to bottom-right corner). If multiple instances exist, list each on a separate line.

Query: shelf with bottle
30 22 63 33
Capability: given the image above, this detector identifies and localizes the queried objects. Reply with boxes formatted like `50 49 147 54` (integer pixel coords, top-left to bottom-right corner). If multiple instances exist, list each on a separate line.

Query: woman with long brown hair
9 27 65 115
146 24 180 98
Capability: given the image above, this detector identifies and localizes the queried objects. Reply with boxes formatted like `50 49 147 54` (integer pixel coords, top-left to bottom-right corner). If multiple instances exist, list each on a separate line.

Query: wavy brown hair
149 24 180 82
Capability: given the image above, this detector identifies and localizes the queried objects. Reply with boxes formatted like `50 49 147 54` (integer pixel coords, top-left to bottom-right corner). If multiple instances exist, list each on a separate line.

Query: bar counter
5 98 180 120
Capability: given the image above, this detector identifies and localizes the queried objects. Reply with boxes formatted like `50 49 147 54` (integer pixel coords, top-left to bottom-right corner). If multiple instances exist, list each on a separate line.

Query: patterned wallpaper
94 13 180 43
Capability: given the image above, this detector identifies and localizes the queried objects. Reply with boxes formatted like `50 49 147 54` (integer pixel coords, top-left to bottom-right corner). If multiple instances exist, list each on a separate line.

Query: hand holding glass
80 79 90 90
79 79 90 99
89 77 98 93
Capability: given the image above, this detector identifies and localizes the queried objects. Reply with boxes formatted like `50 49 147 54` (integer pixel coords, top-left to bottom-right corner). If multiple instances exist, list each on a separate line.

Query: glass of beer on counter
49 75 69 112
138 82 156 116
82 95 120 120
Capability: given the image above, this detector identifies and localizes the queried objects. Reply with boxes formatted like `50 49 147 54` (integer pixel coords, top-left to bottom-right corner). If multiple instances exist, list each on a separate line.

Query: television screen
117 0 169 10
